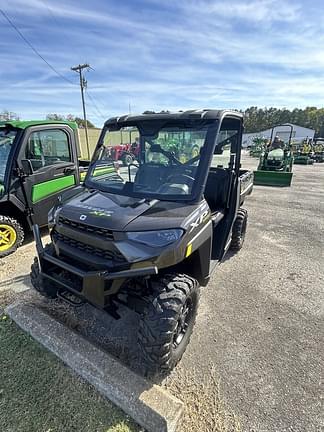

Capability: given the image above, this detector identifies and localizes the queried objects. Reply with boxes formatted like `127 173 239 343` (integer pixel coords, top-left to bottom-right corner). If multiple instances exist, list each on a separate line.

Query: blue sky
1 0 324 127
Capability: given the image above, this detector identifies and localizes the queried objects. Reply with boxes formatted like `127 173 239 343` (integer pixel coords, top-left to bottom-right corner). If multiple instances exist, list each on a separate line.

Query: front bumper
33 225 158 308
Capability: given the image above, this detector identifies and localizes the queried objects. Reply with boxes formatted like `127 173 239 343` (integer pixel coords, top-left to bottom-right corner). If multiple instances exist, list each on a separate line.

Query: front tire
230 208 248 251
30 244 58 299
191 145 200 159
122 153 134 166
0 215 24 258
138 273 200 377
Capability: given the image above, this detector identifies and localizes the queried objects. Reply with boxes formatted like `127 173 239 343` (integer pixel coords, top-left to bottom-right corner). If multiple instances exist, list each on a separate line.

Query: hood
57 188 201 232
268 148 284 160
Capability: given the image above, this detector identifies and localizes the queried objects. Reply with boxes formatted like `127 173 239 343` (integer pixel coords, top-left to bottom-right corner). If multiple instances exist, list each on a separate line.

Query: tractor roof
105 109 243 127
0 120 78 130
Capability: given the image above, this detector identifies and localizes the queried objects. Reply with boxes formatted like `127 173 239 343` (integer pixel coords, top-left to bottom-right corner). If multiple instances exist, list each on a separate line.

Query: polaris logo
80 214 87 221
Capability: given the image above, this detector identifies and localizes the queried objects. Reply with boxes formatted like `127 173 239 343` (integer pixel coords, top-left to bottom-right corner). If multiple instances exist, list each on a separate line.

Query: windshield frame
85 119 220 203
0 126 20 194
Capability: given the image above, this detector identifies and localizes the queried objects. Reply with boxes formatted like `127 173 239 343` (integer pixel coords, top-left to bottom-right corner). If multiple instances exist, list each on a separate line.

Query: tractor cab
265 136 287 168
254 124 294 187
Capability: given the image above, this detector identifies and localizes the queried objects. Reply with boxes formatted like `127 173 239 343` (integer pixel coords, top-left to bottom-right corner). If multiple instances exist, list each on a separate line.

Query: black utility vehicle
31 110 253 376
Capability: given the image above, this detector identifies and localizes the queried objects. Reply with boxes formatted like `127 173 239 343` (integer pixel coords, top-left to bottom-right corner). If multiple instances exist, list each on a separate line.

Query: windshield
0 128 17 184
86 122 213 200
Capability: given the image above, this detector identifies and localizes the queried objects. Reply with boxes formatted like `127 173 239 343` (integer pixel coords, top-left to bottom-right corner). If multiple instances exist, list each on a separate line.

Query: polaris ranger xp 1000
31 110 253 376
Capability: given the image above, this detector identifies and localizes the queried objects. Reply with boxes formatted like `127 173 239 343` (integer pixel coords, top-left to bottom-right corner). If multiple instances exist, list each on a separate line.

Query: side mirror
21 159 34 176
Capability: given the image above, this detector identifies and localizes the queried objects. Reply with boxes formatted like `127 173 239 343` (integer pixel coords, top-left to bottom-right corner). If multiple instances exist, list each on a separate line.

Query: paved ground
185 155 323 431
1 154 323 431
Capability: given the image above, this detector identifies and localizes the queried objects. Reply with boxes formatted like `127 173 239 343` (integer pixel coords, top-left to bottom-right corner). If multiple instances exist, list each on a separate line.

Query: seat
26 138 44 171
204 168 230 212
134 163 166 191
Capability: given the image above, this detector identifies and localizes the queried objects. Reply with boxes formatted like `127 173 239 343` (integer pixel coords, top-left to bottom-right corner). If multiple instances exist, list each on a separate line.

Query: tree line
45 113 95 128
243 106 324 137
0 110 95 128
47 107 324 136
2 107 324 136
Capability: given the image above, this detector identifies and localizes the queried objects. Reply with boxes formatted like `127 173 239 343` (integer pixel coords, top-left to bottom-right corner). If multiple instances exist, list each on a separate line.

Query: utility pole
71 63 90 159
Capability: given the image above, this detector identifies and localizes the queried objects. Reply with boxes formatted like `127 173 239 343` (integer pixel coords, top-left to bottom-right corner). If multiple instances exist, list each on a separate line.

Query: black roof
104 109 243 127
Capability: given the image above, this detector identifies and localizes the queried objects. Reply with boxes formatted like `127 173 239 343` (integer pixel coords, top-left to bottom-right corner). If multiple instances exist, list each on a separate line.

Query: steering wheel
165 173 195 186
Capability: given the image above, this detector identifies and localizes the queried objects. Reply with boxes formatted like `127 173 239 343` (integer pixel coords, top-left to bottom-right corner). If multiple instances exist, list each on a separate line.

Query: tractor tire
30 244 58 299
122 153 134 166
0 215 24 258
191 145 200 159
230 208 248 252
138 273 200 377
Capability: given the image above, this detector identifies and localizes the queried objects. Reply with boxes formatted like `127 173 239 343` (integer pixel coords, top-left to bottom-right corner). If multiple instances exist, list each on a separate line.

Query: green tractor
254 124 294 187
313 138 324 163
157 131 202 163
249 136 267 157
293 138 314 165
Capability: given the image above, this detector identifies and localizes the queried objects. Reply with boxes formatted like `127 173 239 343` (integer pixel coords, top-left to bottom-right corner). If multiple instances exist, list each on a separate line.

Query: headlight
126 229 183 247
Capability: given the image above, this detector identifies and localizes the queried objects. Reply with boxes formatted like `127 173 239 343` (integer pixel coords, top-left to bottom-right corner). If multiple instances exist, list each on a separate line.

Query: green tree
0 110 20 121
45 114 95 128
243 106 324 137
73 117 95 128
46 113 65 121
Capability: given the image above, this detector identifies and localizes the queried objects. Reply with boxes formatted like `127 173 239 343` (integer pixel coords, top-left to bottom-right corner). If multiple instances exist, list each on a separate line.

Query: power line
71 63 91 159
86 90 107 119
39 0 61 28
1 8 105 127
0 9 76 86
82 64 107 120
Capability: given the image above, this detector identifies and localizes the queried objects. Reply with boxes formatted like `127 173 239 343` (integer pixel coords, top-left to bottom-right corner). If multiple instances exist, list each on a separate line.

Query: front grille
267 160 281 166
52 230 125 263
58 216 114 240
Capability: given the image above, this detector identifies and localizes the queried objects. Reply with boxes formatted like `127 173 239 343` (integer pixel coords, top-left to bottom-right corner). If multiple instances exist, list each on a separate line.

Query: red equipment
109 142 140 166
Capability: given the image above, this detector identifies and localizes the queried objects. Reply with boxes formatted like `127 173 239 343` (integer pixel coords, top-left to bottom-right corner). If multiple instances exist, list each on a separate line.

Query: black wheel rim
173 298 193 348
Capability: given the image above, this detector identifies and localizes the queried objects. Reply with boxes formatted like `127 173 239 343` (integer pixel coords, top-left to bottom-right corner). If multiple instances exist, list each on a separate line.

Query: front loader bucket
253 170 293 187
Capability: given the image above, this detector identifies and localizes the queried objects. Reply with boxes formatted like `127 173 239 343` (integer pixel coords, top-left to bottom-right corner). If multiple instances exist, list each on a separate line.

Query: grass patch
0 314 140 432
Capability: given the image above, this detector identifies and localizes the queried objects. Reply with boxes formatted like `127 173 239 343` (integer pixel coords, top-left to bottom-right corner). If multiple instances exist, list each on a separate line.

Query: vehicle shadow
221 249 236 263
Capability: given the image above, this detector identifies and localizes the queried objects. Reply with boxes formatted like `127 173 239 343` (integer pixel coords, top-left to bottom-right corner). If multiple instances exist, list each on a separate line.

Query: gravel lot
1 153 323 431
0 230 49 284
183 154 324 431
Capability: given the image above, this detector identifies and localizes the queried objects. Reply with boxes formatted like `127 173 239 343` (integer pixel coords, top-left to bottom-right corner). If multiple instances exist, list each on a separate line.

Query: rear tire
30 244 58 299
138 273 199 377
0 215 24 258
230 208 248 251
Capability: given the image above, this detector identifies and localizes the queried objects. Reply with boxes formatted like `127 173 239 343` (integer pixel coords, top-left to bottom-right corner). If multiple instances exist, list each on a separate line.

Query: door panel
31 174 75 204
18 126 78 227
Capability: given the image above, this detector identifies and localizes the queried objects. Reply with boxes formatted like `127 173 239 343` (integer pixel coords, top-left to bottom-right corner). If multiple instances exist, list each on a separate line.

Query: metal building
242 123 315 147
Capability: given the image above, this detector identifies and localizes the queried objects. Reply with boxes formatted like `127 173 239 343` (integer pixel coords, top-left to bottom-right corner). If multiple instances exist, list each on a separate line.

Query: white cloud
1 0 324 125
196 0 301 23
